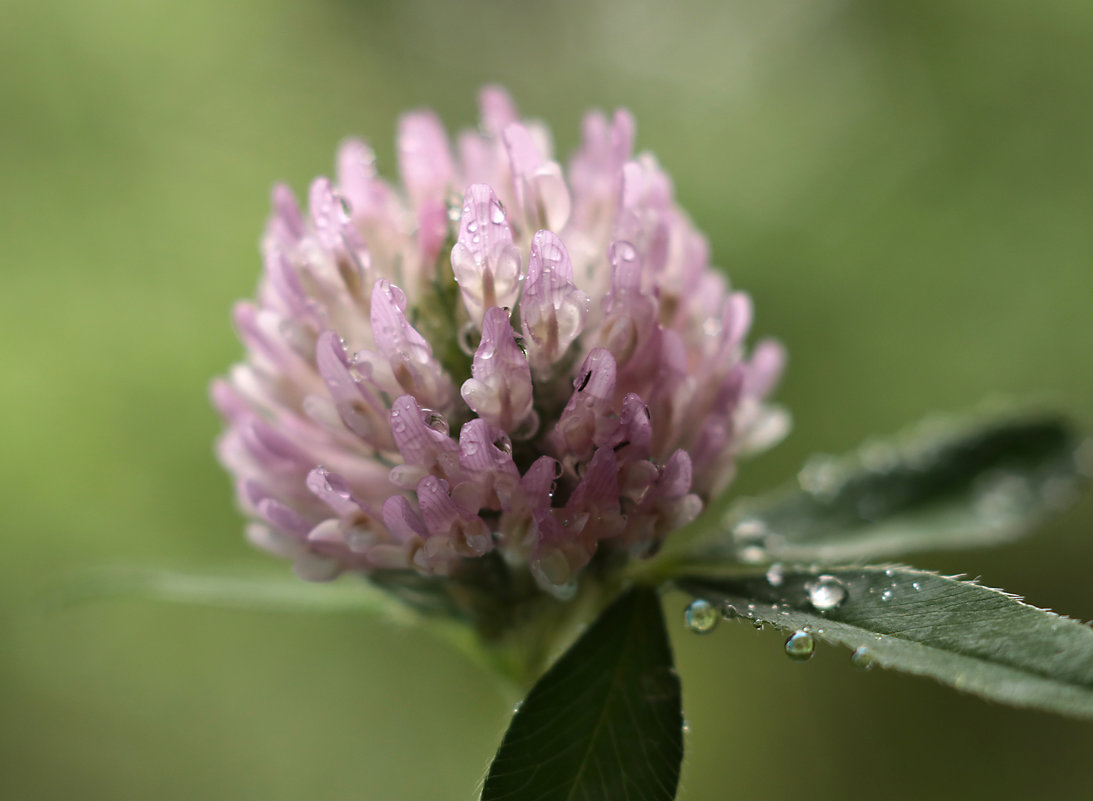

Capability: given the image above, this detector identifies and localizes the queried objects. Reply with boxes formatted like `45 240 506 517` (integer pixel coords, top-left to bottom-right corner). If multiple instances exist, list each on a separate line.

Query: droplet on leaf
784 630 815 662
684 599 719 634
851 646 874 670
806 575 848 612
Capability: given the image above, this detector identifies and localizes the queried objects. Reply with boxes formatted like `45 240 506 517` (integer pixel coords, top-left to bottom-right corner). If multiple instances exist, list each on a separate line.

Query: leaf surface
53 565 418 618
679 567 1093 718
482 587 683 801
686 416 1084 567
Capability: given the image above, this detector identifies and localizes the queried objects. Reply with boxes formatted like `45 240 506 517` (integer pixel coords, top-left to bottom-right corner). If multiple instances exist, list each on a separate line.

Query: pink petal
370 279 453 409
397 111 454 209
315 330 394 450
520 231 590 369
460 307 534 433
450 184 522 325
479 85 519 137
503 123 571 231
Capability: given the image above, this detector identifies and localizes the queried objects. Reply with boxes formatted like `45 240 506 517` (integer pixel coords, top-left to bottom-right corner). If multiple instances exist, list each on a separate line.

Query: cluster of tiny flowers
212 87 787 596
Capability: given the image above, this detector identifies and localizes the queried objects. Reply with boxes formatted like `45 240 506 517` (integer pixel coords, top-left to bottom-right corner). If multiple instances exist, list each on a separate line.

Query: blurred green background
3 0 1092 798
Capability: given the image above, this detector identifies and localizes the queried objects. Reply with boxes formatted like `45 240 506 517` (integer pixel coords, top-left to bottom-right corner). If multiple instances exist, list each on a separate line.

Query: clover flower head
212 87 787 607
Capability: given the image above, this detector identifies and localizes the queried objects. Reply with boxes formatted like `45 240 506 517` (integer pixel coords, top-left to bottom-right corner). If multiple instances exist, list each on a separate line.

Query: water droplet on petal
851 646 874 670
806 575 848 612
784 630 815 662
684 599 719 634
423 411 448 435
613 240 637 263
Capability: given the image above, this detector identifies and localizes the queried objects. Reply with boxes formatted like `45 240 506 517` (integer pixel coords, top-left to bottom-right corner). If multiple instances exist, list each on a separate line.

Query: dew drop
681 720 691 735
423 411 448 435
612 240 637 263
784 630 815 662
851 646 874 670
732 517 769 563
684 599 719 634
752 620 764 631
490 199 506 224
732 517 767 540
738 545 767 564
881 589 894 602
806 575 848 612
766 563 785 587
912 581 922 592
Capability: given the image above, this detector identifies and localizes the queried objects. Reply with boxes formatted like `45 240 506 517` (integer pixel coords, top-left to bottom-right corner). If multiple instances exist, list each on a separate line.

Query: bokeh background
3 0 1092 798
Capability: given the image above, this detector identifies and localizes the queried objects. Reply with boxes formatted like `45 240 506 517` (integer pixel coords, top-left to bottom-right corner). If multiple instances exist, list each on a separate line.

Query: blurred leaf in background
2 0 1092 799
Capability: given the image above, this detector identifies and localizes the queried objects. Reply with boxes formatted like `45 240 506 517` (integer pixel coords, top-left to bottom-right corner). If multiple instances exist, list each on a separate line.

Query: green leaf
51 565 419 620
48 565 518 678
682 415 1086 569
678 567 1093 719
482 587 683 801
